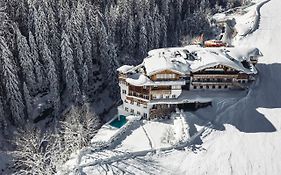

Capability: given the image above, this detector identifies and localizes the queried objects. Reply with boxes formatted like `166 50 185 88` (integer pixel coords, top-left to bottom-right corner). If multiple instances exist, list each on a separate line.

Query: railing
150 90 172 95
192 79 233 83
192 73 238 78
192 81 233 85
128 92 149 100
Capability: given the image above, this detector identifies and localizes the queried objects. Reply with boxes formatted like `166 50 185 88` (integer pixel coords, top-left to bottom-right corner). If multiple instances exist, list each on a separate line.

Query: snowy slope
61 1 281 174
155 0 281 174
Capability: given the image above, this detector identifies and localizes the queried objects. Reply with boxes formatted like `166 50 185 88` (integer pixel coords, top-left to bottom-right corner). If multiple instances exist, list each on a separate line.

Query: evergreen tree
16 29 36 92
82 26 94 82
82 62 89 101
138 21 148 58
28 31 44 91
23 82 33 120
0 37 25 125
0 96 8 135
34 6 49 55
61 30 81 104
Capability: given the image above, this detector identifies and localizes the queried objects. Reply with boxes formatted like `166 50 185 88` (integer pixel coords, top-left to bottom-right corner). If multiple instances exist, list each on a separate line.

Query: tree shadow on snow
93 153 171 175
191 63 281 133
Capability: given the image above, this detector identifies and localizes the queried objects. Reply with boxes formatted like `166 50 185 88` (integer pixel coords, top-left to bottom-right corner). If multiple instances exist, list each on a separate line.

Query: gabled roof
117 45 261 86
144 45 260 75
143 54 190 76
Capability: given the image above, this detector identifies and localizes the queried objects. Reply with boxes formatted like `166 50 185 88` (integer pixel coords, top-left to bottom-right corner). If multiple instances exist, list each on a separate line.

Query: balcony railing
128 91 149 100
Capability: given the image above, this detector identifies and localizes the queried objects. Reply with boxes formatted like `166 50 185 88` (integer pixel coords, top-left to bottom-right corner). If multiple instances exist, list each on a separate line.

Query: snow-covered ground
62 0 281 174
154 0 281 174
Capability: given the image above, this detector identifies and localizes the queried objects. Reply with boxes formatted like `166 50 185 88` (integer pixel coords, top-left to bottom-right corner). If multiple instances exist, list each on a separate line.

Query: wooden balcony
128 91 150 100
192 81 233 85
126 96 148 105
192 74 238 78
150 90 171 95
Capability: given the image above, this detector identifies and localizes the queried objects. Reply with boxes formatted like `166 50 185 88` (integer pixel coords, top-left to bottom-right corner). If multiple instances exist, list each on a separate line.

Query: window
194 86 197 89
125 107 129 112
137 102 140 106
172 95 176 98
122 89 126 94
200 86 203 89
137 111 141 115
156 74 176 80
206 85 209 89
218 86 222 89
172 85 181 89
224 85 228 89
130 109 134 114
166 96 169 99
144 113 147 118
212 85 215 89
130 100 134 105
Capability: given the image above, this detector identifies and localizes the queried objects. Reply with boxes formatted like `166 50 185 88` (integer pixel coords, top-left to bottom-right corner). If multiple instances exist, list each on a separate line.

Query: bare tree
12 126 55 175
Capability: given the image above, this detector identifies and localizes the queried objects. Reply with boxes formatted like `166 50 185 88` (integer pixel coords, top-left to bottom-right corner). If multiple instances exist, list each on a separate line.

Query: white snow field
155 0 281 174
61 0 281 174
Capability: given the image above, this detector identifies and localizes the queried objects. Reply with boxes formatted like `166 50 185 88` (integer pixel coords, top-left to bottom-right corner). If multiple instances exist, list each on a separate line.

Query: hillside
156 0 281 174
70 0 281 174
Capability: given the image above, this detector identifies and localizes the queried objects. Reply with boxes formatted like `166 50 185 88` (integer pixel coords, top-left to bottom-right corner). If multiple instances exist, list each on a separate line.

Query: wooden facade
126 96 148 106
150 70 182 81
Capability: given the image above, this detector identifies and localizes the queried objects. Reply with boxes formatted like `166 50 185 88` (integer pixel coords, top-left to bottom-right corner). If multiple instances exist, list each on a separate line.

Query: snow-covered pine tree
98 21 110 78
0 96 8 135
138 21 148 58
160 16 168 47
82 25 94 81
0 37 25 125
23 82 33 120
147 15 155 50
16 29 36 93
34 6 49 55
125 16 136 61
47 4 60 65
82 62 89 101
28 31 44 91
153 7 161 49
43 43 61 117
61 30 81 104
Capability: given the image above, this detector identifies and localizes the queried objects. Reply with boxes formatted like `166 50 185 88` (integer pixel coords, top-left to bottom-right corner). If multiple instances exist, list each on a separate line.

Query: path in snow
141 124 153 149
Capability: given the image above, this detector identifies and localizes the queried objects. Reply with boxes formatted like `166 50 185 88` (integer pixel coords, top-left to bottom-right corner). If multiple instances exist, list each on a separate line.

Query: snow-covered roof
144 48 190 76
145 45 259 75
117 65 134 73
183 45 259 74
126 73 186 87
118 45 261 86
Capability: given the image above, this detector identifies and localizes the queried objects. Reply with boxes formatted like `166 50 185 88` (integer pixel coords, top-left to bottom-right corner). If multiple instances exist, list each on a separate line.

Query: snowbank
91 115 141 147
